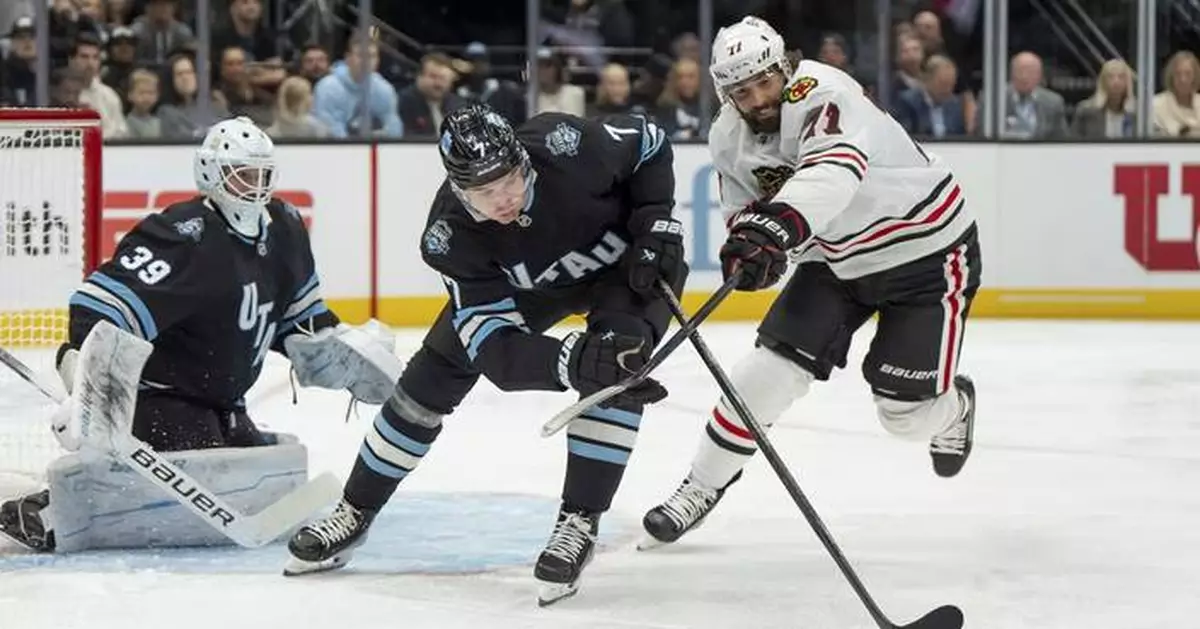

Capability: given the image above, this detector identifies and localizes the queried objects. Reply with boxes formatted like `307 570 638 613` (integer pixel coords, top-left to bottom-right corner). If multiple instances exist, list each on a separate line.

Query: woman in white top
1152 51 1200 138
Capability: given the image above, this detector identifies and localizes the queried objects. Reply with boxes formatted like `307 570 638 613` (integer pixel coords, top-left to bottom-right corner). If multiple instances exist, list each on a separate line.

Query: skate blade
537 580 580 607
635 533 670 551
282 550 354 577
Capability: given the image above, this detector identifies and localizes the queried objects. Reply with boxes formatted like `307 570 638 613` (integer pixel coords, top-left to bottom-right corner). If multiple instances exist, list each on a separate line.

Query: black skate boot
0 490 55 552
283 499 376 576
930 375 977 478
534 507 599 607
639 471 740 550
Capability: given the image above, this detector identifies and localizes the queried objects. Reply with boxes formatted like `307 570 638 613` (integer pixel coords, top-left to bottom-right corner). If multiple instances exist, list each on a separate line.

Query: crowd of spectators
0 0 1196 141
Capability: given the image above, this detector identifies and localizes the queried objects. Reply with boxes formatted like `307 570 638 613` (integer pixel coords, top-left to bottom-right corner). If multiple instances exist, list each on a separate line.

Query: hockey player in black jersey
0 117 399 553
285 103 686 605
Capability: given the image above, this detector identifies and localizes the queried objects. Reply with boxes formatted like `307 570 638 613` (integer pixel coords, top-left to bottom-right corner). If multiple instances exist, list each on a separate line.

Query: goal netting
0 108 102 493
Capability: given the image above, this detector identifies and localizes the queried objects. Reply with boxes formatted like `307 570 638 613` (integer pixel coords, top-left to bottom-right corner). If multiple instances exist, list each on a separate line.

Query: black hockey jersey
420 111 675 391
66 198 339 410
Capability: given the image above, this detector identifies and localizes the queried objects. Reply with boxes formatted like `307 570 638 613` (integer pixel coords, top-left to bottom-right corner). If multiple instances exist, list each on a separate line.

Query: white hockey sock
874 385 965 442
690 347 814 490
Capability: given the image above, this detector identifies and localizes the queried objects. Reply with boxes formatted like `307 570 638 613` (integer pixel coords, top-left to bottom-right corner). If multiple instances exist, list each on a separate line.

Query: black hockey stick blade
894 604 963 629
540 271 741 437
655 279 964 629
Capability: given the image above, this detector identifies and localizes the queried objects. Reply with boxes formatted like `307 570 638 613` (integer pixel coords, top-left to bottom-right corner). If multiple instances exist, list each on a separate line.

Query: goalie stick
655 278 965 629
540 272 741 438
0 336 340 549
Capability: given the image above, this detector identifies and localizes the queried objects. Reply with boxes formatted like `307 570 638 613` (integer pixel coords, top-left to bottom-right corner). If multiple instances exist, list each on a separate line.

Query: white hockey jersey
709 60 973 279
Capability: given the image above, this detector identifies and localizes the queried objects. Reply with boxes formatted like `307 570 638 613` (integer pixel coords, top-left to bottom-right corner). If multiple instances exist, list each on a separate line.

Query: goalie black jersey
66 197 339 410
420 111 675 385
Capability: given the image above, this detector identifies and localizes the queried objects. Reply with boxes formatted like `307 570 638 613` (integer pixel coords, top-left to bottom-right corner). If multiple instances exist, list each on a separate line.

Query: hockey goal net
0 108 102 491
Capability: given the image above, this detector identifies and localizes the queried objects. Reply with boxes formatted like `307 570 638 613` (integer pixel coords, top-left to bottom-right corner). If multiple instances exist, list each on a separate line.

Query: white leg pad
691 346 814 489
874 389 963 441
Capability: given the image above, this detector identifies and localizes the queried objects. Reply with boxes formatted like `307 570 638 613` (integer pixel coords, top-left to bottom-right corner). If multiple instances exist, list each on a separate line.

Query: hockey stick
655 279 964 629
0 341 340 548
540 272 741 438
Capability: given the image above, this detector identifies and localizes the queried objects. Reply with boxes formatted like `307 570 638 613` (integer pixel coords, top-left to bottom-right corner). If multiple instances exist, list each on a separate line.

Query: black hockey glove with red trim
720 201 811 291
626 212 686 296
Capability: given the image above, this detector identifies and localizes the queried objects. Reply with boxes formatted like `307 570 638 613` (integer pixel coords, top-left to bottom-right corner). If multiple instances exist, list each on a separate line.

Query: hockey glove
626 212 686 296
720 201 810 291
558 330 668 406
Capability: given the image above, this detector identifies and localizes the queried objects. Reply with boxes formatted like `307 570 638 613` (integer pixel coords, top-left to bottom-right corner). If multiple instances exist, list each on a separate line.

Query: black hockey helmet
438 103 528 190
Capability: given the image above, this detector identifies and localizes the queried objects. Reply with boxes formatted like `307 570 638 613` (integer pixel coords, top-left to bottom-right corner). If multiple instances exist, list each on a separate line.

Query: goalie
0 117 401 553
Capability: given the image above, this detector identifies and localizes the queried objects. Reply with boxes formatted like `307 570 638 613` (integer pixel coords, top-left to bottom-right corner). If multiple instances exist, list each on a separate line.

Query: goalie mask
438 103 536 225
194 117 277 237
710 16 792 133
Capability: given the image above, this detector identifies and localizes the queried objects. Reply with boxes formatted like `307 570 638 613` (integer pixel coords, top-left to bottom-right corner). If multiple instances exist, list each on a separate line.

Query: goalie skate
0 490 54 552
282 499 375 576
535 508 598 607
638 471 740 550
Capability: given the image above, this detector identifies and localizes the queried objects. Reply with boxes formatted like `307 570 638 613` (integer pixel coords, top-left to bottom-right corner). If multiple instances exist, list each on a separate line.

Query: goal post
0 108 103 486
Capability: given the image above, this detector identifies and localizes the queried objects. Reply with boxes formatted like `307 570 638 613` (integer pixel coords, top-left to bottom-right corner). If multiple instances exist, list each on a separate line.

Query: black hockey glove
626 212 686 296
720 201 811 291
558 330 668 406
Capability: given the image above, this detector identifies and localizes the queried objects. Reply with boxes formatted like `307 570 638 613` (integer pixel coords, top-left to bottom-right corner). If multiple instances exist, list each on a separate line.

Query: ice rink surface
2 320 1199 629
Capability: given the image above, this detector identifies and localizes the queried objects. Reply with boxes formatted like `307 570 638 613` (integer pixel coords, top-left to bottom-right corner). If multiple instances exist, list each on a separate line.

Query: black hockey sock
561 401 642 513
344 403 442 511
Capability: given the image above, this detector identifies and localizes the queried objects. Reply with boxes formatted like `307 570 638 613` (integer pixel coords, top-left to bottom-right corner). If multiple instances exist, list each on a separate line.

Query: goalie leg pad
46 432 308 553
284 320 405 404
691 346 814 489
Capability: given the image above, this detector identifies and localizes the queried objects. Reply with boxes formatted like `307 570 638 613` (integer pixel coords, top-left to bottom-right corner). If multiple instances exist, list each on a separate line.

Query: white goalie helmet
709 16 790 97
194 116 277 237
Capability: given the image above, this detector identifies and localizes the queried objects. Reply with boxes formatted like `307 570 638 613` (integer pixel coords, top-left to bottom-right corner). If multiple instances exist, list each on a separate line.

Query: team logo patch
544 122 581 157
423 219 453 255
782 76 818 103
174 217 205 242
751 165 796 200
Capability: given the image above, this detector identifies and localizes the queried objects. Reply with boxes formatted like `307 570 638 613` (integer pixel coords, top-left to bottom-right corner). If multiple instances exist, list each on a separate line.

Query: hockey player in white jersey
641 16 982 547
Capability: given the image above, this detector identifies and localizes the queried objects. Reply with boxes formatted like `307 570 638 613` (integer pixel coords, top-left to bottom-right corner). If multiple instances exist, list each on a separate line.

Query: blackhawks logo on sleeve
782 76 818 103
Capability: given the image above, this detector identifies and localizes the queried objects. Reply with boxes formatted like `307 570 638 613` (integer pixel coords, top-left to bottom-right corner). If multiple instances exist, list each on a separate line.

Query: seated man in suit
892 54 967 139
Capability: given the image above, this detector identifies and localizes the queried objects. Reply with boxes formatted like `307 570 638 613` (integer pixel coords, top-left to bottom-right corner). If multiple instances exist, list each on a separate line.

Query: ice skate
534 507 599 606
639 471 739 550
283 499 375 576
930 375 976 478
0 490 54 552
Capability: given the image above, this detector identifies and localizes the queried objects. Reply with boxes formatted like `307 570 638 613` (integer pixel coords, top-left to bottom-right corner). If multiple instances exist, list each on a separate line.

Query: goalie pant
341 267 685 518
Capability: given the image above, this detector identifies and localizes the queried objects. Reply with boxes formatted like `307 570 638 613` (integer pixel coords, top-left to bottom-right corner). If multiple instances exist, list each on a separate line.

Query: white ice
2 320 1199 629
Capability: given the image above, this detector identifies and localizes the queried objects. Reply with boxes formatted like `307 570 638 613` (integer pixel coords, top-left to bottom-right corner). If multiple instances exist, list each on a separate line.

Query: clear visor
721 65 787 101
218 157 276 206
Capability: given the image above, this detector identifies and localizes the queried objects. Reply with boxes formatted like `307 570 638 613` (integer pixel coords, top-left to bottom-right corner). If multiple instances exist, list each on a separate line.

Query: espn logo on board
101 190 315 262
1114 164 1200 271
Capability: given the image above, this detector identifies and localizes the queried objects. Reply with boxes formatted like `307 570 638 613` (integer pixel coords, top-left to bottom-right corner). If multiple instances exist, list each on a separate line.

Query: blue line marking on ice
0 493 633 575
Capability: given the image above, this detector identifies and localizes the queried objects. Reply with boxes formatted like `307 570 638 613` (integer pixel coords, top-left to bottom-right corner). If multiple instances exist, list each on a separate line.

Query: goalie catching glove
558 330 667 407
720 201 811 291
284 319 405 404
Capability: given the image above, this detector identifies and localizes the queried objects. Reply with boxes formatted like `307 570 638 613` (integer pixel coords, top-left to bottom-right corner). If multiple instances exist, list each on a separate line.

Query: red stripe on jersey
818 184 961 254
712 407 752 441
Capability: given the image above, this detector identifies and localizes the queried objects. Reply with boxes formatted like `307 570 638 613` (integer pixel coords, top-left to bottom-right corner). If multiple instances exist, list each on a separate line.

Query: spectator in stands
629 52 671 111
1071 59 1135 139
158 53 229 139
456 41 525 125
266 76 327 138
313 37 403 138
215 44 273 126
910 9 977 133
50 0 104 63
398 52 463 137
1152 51 1200 139
51 67 87 107
0 17 37 107
211 0 286 89
107 0 135 27
130 0 195 67
297 44 331 86
71 34 128 138
125 68 163 139
892 54 966 139
670 32 701 63
102 27 139 107
890 33 925 105
818 33 851 72
534 48 586 117
587 63 644 117
655 57 703 140
78 0 110 42
1002 51 1068 139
